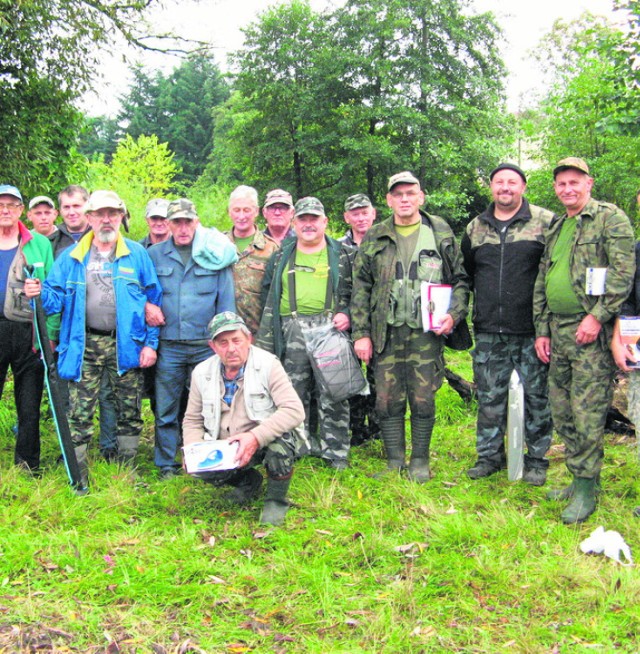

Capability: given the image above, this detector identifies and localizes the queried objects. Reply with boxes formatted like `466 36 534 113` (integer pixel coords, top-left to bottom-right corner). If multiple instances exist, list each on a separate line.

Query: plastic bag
302 320 367 402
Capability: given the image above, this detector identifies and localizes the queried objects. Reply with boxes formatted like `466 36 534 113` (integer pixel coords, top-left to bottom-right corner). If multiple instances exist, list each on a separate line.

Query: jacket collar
17 220 33 245
71 230 130 262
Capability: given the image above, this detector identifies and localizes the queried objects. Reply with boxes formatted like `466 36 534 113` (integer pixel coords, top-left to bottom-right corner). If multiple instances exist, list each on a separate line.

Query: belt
86 327 117 338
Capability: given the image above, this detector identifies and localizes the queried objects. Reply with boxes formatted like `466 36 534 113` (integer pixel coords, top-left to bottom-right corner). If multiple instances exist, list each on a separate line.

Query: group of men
2 156 637 526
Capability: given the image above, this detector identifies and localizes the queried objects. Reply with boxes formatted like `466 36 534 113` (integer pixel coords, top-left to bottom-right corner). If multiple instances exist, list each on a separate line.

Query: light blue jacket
149 232 236 341
41 232 162 381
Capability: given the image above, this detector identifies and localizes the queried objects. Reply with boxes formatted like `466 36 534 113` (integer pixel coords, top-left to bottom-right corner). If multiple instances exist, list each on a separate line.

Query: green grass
1 356 640 653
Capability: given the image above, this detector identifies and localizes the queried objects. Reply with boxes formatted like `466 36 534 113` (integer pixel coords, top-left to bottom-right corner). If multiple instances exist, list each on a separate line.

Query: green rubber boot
548 473 600 501
225 468 264 505
259 473 292 526
407 416 433 483
374 416 406 478
561 477 598 524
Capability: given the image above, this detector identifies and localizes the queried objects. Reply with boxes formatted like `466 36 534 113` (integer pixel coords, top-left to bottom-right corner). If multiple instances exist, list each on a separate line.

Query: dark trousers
0 320 44 469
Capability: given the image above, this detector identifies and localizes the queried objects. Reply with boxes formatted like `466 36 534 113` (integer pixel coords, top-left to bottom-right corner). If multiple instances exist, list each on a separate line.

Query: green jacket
351 211 470 353
256 235 356 358
533 198 635 338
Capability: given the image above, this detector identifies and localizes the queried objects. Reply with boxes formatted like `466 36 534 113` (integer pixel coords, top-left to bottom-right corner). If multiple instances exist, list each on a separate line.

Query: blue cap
0 185 23 202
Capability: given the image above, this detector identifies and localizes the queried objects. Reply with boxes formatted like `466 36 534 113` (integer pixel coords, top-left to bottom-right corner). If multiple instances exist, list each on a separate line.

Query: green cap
294 197 324 217
553 157 590 178
388 171 420 191
208 311 248 339
167 198 198 221
344 194 372 211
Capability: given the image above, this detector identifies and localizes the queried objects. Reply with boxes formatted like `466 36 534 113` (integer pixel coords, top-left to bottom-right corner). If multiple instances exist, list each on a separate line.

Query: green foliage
524 13 640 219
210 0 513 232
84 134 181 238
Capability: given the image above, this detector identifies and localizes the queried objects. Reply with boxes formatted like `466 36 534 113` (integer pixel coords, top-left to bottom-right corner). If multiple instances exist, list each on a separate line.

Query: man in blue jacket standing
25 191 162 488
147 199 237 479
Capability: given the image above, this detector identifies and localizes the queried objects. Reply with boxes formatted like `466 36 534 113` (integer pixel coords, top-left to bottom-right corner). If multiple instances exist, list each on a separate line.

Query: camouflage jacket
533 198 635 338
351 210 469 353
224 228 279 335
462 199 555 335
256 235 356 358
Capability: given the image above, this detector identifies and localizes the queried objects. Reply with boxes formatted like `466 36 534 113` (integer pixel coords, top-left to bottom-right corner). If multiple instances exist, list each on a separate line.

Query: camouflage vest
388 222 442 329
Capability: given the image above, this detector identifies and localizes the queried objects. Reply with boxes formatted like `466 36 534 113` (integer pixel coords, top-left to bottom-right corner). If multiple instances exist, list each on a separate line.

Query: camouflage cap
294 196 324 217
553 157 590 178
208 311 248 339
145 198 169 219
0 184 23 202
489 163 527 183
344 193 372 212
264 188 294 208
388 171 420 191
167 198 198 221
28 195 55 210
85 190 126 213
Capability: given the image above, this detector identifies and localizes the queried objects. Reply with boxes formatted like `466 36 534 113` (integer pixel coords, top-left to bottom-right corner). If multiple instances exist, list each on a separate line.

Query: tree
211 0 512 229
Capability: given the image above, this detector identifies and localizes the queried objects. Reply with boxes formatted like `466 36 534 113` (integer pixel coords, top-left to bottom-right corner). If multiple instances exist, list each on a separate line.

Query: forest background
2 1 640 651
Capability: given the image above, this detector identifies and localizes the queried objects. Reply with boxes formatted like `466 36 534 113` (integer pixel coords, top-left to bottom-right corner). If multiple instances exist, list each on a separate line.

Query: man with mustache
257 197 355 469
462 163 555 485
24 190 162 489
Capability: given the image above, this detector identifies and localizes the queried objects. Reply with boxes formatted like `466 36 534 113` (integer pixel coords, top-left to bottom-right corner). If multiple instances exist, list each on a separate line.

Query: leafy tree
524 14 640 220
78 116 121 162
211 0 512 230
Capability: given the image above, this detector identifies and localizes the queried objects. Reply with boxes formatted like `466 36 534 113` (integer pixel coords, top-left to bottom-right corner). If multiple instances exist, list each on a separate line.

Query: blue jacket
149 236 236 341
41 232 162 381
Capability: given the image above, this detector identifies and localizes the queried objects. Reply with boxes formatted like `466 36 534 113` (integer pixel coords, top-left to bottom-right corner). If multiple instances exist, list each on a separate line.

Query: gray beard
97 229 117 244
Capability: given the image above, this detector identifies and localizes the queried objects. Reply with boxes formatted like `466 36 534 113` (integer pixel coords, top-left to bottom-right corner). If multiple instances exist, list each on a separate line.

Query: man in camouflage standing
262 189 295 245
534 157 635 523
462 163 554 485
257 197 355 469
225 185 279 335
339 193 379 446
351 172 469 482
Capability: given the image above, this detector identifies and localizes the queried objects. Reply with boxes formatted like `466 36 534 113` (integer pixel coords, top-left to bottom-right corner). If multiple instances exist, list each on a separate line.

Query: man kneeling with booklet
182 312 305 525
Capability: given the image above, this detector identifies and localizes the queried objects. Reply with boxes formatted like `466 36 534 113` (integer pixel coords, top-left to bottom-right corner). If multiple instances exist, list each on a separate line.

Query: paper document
421 282 452 331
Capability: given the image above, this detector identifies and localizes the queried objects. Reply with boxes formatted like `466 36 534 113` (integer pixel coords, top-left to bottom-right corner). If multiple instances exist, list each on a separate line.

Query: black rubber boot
561 476 598 524
73 443 90 495
374 416 406 478
408 415 433 483
224 468 263 505
260 473 292 526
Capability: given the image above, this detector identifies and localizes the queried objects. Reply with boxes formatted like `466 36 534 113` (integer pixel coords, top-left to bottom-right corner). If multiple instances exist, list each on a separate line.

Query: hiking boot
561 477 597 524
159 467 182 481
467 458 504 480
522 467 547 487
224 468 263 505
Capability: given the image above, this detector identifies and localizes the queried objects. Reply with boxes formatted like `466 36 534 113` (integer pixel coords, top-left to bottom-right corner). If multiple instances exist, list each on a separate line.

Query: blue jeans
154 340 211 469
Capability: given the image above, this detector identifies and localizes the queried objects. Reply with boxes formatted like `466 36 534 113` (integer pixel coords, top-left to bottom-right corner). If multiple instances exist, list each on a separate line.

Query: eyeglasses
0 202 23 211
88 209 123 220
265 204 291 213
390 191 420 199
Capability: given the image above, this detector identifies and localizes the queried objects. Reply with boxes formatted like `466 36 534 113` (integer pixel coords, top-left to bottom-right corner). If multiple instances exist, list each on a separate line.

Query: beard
97 228 117 244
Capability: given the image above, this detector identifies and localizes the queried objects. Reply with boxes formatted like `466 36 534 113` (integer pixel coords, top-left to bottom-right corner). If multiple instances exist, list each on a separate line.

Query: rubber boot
260 472 292 526
73 443 90 496
116 435 139 464
225 468 264 505
561 476 597 524
407 415 433 483
374 416 406 478
547 473 600 501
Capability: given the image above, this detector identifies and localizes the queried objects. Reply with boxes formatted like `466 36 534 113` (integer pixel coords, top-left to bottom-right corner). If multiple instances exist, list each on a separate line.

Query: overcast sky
84 0 622 116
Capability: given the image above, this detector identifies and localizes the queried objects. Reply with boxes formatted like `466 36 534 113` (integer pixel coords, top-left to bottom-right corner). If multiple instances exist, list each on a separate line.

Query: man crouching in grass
182 312 305 526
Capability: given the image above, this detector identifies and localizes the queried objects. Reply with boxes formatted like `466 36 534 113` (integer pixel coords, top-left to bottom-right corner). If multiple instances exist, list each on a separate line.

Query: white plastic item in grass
579 526 633 566
507 369 524 481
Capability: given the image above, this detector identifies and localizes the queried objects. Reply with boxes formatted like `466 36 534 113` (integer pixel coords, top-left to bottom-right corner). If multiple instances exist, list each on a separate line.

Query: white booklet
420 282 452 331
182 440 239 474
618 316 640 369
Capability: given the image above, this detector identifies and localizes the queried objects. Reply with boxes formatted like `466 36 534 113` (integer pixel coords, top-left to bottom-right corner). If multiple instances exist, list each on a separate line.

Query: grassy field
1 351 639 653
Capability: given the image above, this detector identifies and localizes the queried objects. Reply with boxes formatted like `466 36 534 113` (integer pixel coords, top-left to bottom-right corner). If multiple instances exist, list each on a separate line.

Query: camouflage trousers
281 315 350 464
472 333 552 468
626 370 640 464
193 430 297 485
68 333 143 460
349 361 379 441
548 316 615 478
374 324 443 419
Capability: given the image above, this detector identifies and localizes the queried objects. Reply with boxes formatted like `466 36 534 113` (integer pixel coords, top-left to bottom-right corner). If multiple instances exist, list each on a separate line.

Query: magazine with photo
618 316 640 370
